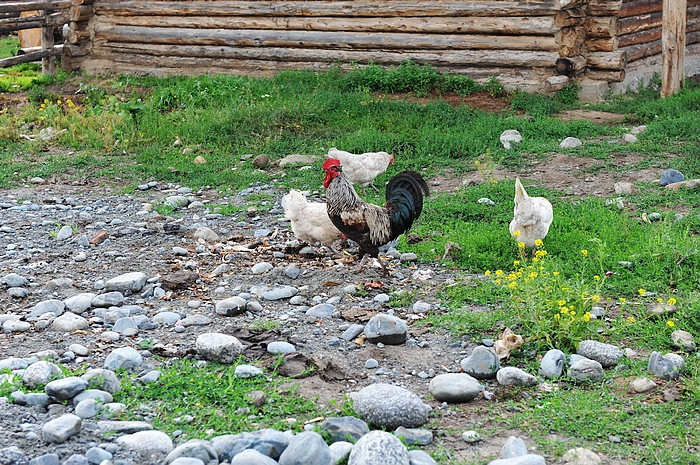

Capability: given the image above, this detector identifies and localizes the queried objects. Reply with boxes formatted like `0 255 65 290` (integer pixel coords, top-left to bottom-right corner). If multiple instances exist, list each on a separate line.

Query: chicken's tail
514 177 529 206
385 171 430 235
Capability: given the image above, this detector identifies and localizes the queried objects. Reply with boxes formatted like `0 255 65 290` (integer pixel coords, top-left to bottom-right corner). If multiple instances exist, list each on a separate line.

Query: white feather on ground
326 147 394 193
282 189 342 246
508 178 553 248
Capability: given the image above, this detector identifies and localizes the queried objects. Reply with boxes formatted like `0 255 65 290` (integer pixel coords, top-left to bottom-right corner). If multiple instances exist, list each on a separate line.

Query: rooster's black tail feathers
385 170 430 236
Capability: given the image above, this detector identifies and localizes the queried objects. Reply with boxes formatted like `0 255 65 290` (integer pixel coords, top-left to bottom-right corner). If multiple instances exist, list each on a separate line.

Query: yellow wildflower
619 297 627 303
535 239 544 247
554 313 560 320
594 275 600 281
518 242 525 249
535 249 547 258
627 316 635 323
508 281 517 289
561 307 569 314
657 297 664 303
638 288 647 296
57 100 61 105
558 299 566 306
513 260 520 266
666 320 675 328
553 271 559 277
592 295 600 303
495 279 501 285
581 249 588 256
570 311 576 316
485 270 491 277
495 270 504 277
513 230 521 237
667 297 677 305
528 272 538 279
583 312 591 322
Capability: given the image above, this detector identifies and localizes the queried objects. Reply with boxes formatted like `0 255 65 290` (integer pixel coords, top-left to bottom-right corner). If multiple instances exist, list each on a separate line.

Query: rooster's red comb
323 158 341 170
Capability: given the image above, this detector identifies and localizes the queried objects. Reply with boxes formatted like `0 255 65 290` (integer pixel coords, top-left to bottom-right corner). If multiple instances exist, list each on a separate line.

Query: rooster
509 177 553 253
326 148 394 195
282 189 342 249
322 157 429 270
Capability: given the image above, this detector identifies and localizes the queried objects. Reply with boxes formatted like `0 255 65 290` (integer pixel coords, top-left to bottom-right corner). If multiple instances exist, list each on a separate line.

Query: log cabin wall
64 0 699 94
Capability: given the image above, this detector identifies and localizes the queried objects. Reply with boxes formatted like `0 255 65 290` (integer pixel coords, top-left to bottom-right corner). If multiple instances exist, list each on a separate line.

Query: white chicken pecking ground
509 177 553 254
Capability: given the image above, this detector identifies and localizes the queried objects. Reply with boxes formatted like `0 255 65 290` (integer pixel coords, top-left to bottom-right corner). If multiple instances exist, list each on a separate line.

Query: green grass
1 47 699 464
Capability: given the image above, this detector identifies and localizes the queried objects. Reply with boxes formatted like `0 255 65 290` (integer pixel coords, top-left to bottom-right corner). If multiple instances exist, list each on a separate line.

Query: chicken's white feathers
282 190 342 246
326 148 393 190
508 178 553 247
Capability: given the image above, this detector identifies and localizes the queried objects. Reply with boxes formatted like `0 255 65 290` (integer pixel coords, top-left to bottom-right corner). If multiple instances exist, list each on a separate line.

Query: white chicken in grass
326 147 394 195
282 189 342 248
509 178 553 251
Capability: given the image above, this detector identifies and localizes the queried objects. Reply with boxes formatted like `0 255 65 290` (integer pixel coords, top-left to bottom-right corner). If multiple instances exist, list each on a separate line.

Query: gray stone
251 262 274 274
153 311 181 325
56 225 73 241
285 264 301 279
103 347 143 371
196 333 245 364
261 285 298 301
164 195 189 209
394 426 433 445
623 133 638 144
364 314 408 345
234 365 263 379
42 414 82 443
278 431 331 465
116 430 173 454
30 299 65 317
671 330 695 351
560 137 582 148
500 130 522 149
487 455 546 465
3 320 31 332
230 449 277 465
97 420 154 434
45 376 88 400
64 293 96 313
577 340 623 367
647 351 680 380
74 399 99 419
341 324 364 341
306 303 336 319
321 416 370 443
539 349 565 379
104 272 148 293
630 377 657 393
164 439 218 465
23 361 64 388
660 169 684 186
496 367 537 387
562 447 602 465
460 346 500 379
215 296 246 316
92 292 125 308
72 389 114 406
353 383 431 430
408 450 438 465
329 442 354 465
29 454 59 465
8 287 28 299
193 227 219 243
568 359 604 382
267 341 296 354
3 273 29 287
502 436 528 458
50 313 89 332
81 369 121 393
462 430 481 443
348 430 410 465
429 373 482 403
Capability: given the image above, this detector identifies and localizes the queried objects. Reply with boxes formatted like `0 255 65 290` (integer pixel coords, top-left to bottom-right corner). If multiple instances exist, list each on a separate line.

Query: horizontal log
94 42 561 68
618 26 661 47
93 1 563 18
586 68 626 81
586 50 627 69
93 25 560 51
558 44 584 57
620 12 661 35
69 4 93 21
586 36 619 51
622 39 661 62
75 0 94 5
545 75 572 92
619 0 661 18
586 16 619 38
60 53 86 71
587 0 623 16
0 1 71 13
93 14 558 36
67 24 90 44
0 10 66 33
63 43 90 57
688 29 700 45
557 0 588 8
0 44 63 67
555 55 587 75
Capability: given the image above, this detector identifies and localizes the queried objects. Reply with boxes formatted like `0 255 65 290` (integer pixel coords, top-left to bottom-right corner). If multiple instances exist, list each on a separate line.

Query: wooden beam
92 1 562 18
661 0 686 96
0 1 71 13
0 45 63 68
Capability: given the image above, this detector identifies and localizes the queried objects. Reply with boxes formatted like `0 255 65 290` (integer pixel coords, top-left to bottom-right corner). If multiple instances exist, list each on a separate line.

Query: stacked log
78 0 571 91
62 0 94 71
619 0 700 65
584 0 626 82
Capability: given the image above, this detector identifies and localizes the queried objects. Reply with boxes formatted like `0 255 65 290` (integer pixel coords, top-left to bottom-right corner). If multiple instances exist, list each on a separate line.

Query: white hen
282 189 342 247
326 147 394 194
509 178 553 249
